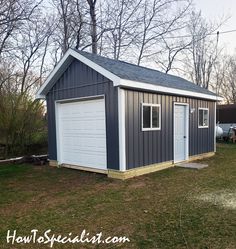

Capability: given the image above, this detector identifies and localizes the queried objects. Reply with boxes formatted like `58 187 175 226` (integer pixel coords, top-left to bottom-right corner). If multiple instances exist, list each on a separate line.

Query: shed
36 48 221 179
217 104 236 123
216 104 236 138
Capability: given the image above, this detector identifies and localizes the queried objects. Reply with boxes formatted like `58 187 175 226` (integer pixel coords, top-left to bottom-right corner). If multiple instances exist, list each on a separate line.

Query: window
142 103 161 131
198 108 209 128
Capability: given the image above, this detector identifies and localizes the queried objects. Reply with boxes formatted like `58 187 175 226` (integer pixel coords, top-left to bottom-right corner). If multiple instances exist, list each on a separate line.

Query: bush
0 91 47 158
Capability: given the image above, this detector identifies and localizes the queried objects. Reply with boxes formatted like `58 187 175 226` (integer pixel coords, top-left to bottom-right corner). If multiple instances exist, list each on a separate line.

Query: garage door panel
60 119 105 132
62 135 106 144
63 153 106 168
62 141 106 152
62 130 106 136
57 98 107 170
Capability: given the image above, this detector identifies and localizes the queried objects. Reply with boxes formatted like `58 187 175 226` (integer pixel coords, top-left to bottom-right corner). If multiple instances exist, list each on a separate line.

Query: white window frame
142 103 161 131
198 107 209 128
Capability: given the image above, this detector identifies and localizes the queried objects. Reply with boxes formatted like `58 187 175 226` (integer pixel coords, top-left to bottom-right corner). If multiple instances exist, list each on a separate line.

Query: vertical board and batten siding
46 58 120 170
124 89 215 170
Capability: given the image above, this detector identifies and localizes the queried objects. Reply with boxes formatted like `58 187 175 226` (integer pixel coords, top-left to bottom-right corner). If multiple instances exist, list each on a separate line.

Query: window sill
142 128 161 131
198 126 209 129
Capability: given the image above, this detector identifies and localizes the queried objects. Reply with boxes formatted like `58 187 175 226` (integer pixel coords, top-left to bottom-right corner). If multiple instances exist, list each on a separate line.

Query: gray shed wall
124 89 215 170
46 58 120 170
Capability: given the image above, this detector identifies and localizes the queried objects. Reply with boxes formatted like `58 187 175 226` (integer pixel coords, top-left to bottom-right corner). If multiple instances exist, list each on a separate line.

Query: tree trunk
87 0 97 54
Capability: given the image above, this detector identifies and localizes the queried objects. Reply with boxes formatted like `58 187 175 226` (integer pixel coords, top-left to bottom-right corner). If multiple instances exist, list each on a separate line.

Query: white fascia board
70 49 120 84
117 79 223 101
35 49 72 99
35 94 46 99
35 48 121 99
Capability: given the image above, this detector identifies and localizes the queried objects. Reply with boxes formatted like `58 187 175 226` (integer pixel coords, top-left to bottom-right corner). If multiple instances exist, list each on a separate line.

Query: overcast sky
195 0 236 54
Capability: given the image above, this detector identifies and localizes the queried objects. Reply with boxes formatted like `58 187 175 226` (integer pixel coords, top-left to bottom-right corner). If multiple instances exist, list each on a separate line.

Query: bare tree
86 0 98 54
215 54 236 103
0 0 42 56
74 0 86 49
225 57 236 103
59 0 70 54
52 0 73 55
51 0 90 63
155 37 192 73
0 1 54 158
136 0 192 65
184 11 224 89
48 0 193 64
12 16 54 93
101 0 142 60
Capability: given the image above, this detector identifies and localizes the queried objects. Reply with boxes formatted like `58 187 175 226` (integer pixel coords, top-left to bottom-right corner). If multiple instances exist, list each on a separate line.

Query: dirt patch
0 191 73 217
128 181 147 189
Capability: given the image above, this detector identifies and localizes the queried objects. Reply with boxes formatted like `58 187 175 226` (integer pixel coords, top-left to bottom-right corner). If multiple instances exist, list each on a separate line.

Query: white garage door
56 98 107 170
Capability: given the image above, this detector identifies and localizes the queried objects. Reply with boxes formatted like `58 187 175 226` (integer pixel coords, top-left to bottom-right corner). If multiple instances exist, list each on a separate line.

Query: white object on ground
216 126 223 138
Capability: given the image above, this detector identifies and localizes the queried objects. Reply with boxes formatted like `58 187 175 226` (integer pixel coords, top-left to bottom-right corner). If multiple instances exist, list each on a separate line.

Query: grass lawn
0 143 235 249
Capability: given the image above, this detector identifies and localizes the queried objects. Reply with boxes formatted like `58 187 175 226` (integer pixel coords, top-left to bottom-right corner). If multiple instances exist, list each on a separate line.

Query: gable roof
36 48 221 101
77 50 216 96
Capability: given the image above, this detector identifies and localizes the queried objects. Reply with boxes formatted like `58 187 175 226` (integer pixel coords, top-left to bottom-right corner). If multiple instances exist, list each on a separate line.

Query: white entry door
56 98 107 170
174 104 189 162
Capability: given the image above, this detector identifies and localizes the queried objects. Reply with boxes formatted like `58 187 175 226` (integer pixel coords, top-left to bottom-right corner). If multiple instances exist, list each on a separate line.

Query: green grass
0 143 236 249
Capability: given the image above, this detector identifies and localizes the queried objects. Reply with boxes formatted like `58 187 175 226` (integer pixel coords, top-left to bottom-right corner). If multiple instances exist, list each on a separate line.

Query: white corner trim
117 79 223 101
118 88 126 171
55 101 62 165
36 48 121 99
214 102 216 152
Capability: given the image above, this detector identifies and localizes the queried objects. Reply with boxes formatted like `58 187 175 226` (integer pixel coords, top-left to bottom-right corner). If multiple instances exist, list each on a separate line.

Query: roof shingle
77 49 216 97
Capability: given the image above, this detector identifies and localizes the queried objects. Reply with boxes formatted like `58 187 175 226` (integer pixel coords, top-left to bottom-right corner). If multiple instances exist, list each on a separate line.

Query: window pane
143 106 151 128
199 110 203 126
203 110 208 126
152 106 159 128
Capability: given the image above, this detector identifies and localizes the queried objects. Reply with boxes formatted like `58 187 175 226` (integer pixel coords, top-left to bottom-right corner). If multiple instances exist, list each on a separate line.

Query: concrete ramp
175 162 208 169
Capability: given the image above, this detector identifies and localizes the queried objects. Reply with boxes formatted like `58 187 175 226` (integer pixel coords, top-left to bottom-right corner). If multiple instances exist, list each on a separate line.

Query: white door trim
54 95 106 167
55 94 105 104
173 102 189 163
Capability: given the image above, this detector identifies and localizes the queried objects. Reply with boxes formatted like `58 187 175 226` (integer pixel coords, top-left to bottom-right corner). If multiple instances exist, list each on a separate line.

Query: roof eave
116 79 222 101
35 93 46 100
36 48 224 102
